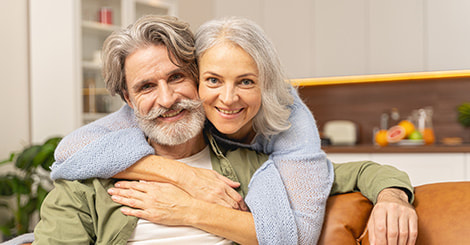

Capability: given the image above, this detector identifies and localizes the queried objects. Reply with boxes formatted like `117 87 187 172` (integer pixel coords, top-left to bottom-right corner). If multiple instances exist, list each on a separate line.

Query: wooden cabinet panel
426 0 470 71
371 153 466 186
327 153 372 164
264 0 314 78
313 0 367 77
369 0 425 74
328 153 468 187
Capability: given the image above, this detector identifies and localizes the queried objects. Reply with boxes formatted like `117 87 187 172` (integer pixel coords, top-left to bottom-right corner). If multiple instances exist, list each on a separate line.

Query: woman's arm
247 88 334 244
109 180 258 245
51 105 154 180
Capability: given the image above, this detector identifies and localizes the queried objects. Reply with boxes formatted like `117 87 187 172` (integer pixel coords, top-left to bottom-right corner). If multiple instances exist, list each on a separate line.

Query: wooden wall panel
297 78 470 144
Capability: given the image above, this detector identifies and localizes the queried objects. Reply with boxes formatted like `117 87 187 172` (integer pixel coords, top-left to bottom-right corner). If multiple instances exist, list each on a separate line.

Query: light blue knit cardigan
48 89 334 244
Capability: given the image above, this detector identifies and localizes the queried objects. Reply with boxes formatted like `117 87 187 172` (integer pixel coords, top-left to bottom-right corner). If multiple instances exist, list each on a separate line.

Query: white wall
0 1 29 240
178 0 215 31
0 0 30 159
29 0 80 143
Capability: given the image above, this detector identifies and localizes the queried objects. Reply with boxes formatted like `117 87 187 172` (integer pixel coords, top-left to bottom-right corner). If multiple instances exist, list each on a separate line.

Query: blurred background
2 0 470 157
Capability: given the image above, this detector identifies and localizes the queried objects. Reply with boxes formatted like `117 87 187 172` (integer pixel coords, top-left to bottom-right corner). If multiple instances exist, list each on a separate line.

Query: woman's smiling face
198 42 262 143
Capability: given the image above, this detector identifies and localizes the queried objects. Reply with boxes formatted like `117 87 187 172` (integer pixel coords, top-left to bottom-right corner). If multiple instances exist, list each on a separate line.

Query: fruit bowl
396 139 425 146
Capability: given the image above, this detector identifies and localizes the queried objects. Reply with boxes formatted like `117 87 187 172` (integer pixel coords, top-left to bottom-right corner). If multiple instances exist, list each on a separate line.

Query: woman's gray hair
102 15 198 100
195 17 294 137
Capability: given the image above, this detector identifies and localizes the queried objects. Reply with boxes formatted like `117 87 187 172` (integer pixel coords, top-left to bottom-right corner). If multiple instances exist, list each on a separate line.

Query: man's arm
331 161 414 203
331 161 417 245
33 180 95 245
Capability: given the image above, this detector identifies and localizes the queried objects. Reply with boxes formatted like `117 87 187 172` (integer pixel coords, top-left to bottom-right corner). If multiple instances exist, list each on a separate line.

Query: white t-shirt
127 146 232 244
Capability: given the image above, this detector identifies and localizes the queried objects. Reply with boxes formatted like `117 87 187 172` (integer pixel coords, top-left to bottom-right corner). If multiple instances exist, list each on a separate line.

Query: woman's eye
207 77 219 84
240 79 254 86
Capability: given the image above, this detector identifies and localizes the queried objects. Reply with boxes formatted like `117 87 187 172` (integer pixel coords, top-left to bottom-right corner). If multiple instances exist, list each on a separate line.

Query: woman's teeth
218 108 242 114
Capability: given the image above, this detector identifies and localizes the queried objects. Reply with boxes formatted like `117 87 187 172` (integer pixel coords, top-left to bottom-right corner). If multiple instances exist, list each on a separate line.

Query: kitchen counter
292 70 470 147
323 144 470 153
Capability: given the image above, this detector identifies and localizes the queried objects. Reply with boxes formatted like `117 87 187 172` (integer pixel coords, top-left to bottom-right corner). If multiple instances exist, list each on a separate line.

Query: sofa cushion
318 192 373 245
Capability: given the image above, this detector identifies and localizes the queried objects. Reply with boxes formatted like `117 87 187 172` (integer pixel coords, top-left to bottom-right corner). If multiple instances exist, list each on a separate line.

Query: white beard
133 99 205 146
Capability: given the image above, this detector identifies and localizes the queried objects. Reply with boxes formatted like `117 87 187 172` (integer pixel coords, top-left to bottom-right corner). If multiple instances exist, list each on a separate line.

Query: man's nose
220 84 238 105
156 81 178 109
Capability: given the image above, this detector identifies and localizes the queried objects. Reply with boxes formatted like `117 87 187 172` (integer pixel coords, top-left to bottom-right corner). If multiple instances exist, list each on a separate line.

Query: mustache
134 99 203 121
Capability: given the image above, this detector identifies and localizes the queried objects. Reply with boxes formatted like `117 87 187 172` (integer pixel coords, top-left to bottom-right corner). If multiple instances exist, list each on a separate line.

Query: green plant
458 102 470 127
0 137 61 237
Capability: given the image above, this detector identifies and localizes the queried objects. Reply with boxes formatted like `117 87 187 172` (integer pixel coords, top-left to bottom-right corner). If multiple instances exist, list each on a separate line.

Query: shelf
83 112 109 122
82 20 120 33
323 144 470 153
291 69 470 87
82 88 109 95
82 61 101 70
79 0 176 125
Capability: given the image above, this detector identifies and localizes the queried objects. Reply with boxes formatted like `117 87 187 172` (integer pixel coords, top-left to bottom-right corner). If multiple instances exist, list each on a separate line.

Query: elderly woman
44 15 416 245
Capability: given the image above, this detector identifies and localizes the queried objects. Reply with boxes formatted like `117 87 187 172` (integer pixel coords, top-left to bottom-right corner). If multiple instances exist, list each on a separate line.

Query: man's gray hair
195 17 294 137
102 15 198 100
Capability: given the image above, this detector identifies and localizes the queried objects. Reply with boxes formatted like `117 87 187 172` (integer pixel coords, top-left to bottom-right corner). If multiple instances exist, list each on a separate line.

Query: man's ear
123 90 134 109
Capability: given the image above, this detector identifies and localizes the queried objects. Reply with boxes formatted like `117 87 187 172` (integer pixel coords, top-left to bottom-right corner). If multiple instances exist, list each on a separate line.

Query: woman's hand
114 155 247 211
177 166 248 211
108 180 197 226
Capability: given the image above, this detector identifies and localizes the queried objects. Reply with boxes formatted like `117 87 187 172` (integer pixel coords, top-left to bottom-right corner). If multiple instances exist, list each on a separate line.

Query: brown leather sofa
318 181 470 245
15 182 470 245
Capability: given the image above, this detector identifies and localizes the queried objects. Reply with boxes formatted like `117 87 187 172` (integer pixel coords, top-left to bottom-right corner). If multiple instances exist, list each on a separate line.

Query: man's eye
169 73 184 82
140 84 154 91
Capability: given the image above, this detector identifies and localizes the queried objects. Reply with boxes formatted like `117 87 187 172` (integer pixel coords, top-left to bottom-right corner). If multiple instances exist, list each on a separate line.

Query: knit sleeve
50 105 154 180
247 89 334 244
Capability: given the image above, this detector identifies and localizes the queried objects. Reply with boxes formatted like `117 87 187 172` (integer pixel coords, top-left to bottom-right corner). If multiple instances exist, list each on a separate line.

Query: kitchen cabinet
327 152 469 186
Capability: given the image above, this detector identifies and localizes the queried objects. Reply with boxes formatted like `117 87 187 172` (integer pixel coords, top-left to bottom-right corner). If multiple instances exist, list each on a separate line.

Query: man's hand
109 181 198 226
367 188 418 245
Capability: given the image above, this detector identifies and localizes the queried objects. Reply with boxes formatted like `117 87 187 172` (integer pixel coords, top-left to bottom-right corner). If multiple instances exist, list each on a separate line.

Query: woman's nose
220 85 238 105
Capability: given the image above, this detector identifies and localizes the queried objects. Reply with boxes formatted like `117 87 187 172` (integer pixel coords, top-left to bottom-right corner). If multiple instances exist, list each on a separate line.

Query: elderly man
25 15 416 245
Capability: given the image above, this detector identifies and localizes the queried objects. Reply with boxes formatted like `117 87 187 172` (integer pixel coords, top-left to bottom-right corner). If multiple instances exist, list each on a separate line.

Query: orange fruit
422 128 435 145
386 125 406 143
375 129 388 147
398 120 415 137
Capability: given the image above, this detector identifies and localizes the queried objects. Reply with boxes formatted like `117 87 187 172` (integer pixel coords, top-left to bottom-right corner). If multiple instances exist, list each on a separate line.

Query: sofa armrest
318 192 373 245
